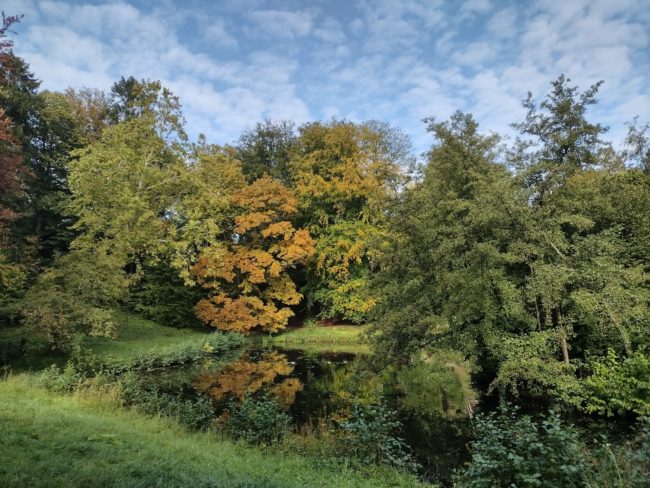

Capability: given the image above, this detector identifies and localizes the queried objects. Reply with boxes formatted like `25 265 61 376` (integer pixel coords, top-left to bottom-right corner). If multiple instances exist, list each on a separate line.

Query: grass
0 375 424 488
82 312 212 362
260 325 370 353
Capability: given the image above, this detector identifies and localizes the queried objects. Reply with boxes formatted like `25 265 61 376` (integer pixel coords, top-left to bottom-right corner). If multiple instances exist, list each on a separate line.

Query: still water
140 345 476 483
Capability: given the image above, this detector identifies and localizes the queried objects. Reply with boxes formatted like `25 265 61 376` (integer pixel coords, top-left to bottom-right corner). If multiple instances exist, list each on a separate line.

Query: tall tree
369 112 526 365
292 120 408 322
0 108 22 249
68 113 185 267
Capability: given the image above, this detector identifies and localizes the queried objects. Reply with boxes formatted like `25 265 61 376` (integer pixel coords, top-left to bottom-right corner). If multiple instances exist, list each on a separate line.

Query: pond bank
0 375 425 488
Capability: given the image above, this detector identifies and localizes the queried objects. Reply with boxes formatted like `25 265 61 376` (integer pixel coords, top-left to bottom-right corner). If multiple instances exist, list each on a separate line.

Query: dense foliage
1 15 649 486
368 81 650 413
458 405 585 487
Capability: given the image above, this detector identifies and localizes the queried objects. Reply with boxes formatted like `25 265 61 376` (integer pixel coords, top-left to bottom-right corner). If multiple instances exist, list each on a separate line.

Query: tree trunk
559 331 570 366
605 305 632 355
556 305 570 366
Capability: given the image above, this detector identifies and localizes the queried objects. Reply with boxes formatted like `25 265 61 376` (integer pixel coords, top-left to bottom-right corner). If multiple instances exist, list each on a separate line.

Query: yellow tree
292 121 408 322
192 176 314 333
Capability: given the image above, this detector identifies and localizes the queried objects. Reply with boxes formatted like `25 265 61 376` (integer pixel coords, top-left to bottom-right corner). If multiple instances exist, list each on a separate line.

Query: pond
137 345 476 484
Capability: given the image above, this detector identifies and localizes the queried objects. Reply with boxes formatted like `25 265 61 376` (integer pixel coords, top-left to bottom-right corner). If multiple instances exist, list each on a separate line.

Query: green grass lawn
0 375 423 488
82 312 211 361
260 324 370 354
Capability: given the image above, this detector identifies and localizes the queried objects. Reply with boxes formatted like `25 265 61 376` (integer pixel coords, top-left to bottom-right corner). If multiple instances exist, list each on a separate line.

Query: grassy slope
0 376 422 488
82 312 211 362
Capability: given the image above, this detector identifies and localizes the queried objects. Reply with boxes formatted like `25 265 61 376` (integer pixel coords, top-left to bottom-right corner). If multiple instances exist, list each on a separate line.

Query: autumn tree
292 120 409 322
192 176 314 334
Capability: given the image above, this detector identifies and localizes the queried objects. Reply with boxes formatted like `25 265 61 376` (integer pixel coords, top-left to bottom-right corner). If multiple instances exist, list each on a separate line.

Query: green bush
575 348 650 416
39 363 87 393
339 402 418 473
119 372 214 430
458 404 586 487
225 395 291 445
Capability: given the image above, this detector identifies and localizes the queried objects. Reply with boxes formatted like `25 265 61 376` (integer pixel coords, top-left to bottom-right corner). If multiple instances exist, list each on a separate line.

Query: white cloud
487 8 517 39
203 20 238 49
5 0 648 155
459 0 492 20
313 17 345 44
247 9 313 40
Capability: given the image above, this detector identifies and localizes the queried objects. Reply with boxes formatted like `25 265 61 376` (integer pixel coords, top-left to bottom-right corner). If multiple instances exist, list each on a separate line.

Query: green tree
21 248 127 350
68 114 185 266
369 112 526 365
236 119 296 185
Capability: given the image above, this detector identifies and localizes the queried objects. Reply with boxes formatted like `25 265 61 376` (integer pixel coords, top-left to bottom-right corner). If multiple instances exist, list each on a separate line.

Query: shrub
458 404 586 487
339 402 418 473
118 372 214 429
575 348 650 416
225 395 291 445
39 362 87 393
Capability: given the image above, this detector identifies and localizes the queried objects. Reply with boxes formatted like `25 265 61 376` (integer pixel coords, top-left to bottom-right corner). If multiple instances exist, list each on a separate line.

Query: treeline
1 15 649 414
0 15 408 346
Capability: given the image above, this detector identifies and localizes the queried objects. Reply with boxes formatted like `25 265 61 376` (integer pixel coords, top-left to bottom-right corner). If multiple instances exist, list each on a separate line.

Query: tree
236 119 296 185
512 74 614 201
68 114 185 266
623 117 650 174
192 176 314 333
512 77 649 365
170 142 246 283
109 76 186 143
63 87 111 143
0 13 40 144
369 112 526 365
21 248 127 350
0 108 22 248
292 120 408 321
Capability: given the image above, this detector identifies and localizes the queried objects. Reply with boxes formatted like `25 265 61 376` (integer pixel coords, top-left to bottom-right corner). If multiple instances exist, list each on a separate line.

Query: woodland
1 12 649 488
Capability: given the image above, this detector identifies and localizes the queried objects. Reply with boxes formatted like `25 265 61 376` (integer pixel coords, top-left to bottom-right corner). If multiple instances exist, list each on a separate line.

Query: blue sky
6 0 650 154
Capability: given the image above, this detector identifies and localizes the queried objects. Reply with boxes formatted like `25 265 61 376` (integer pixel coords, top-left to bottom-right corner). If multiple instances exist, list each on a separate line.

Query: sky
5 0 650 155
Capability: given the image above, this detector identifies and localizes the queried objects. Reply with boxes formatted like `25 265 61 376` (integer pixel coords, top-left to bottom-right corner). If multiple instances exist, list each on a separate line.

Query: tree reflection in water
193 351 303 408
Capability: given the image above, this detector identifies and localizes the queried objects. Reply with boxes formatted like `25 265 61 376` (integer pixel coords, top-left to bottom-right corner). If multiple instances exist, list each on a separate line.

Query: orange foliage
193 351 303 408
192 177 314 333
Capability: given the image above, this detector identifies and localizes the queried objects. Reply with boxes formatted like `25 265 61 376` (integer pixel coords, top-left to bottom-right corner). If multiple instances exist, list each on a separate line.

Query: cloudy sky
5 0 650 154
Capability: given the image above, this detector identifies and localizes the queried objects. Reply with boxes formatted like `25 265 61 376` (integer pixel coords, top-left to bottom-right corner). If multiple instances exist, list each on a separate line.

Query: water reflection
187 347 474 484
193 350 304 408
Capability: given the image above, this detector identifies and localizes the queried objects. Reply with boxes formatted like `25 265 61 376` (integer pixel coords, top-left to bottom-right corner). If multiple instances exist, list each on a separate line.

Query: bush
339 402 418 473
120 372 214 430
575 348 650 416
225 395 291 445
39 362 87 393
458 404 586 487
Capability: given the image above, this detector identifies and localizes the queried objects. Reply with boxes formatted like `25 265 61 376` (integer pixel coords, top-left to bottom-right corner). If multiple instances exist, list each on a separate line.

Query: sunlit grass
259 324 370 353
82 312 211 361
